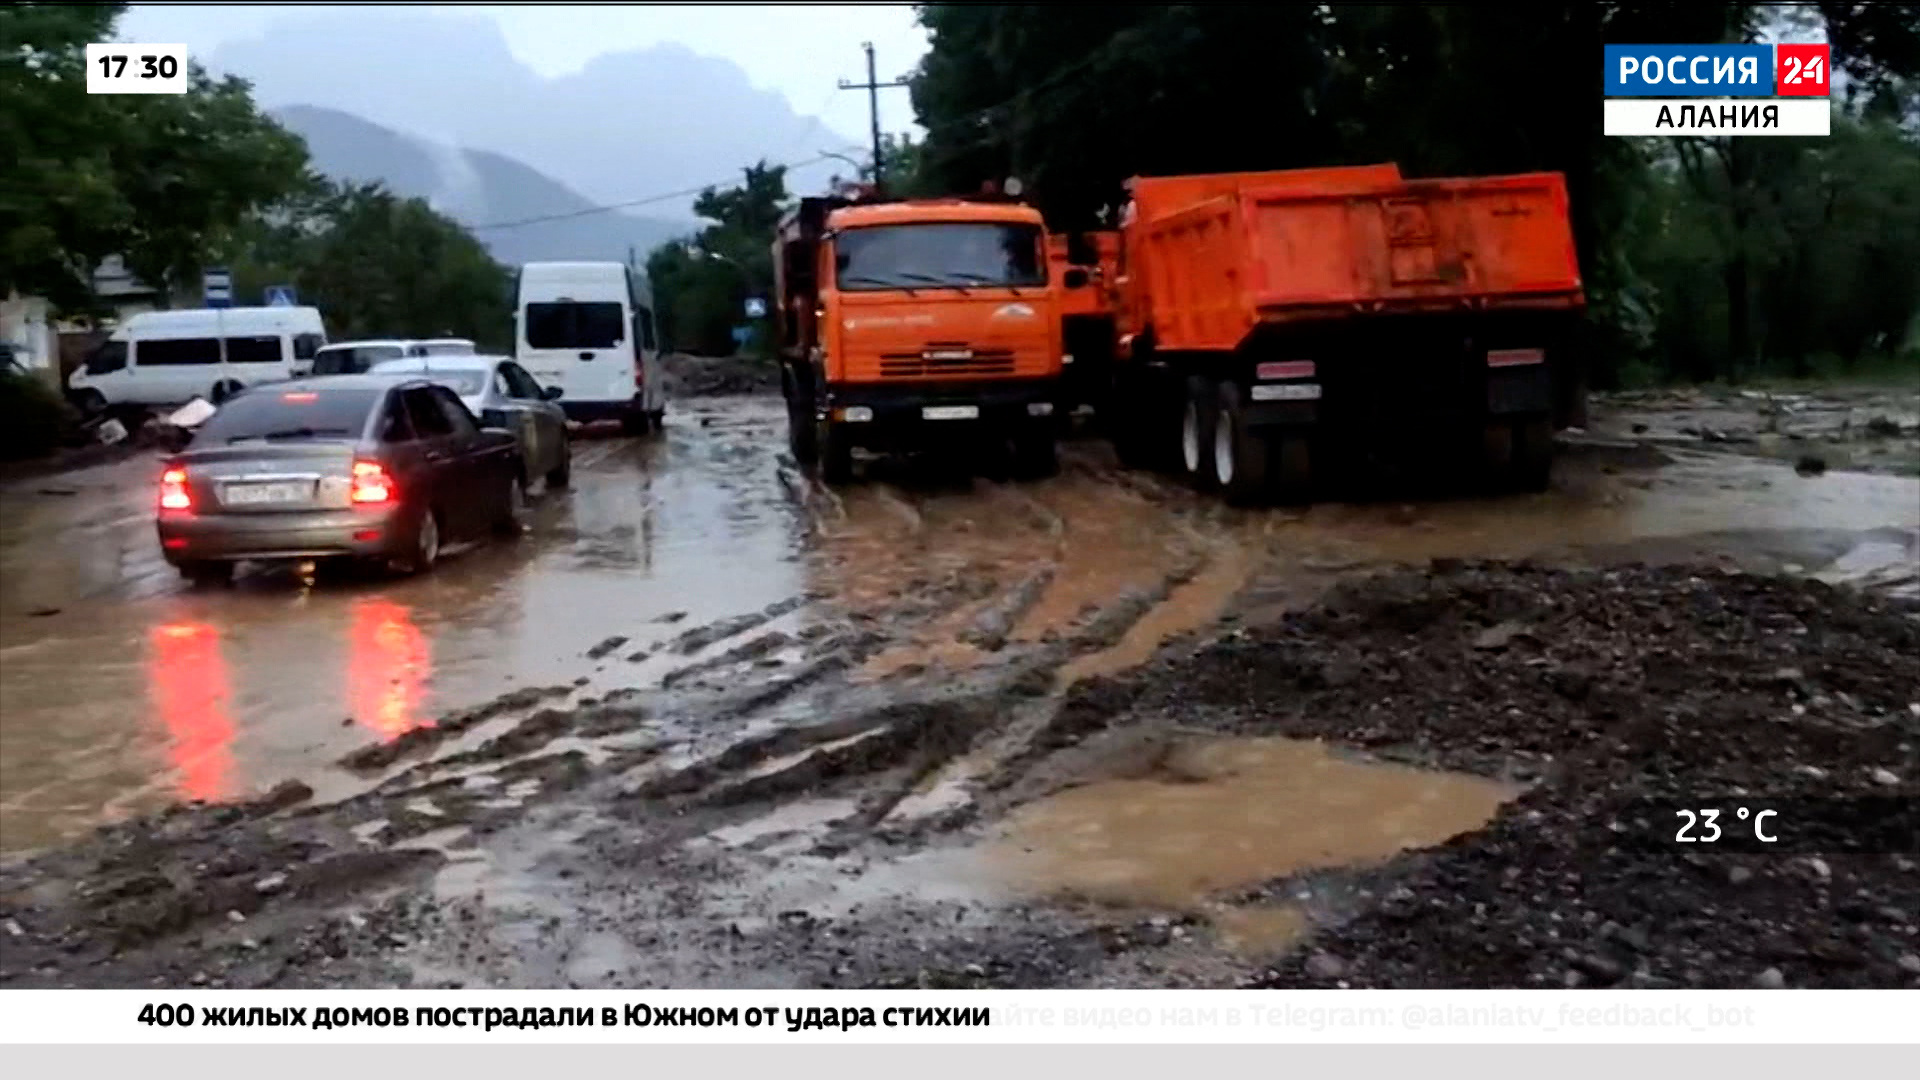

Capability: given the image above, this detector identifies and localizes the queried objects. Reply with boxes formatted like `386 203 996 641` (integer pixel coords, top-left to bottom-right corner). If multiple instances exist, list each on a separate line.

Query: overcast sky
118 3 930 139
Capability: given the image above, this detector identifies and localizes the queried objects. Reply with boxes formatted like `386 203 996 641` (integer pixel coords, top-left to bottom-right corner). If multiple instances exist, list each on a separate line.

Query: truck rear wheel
816 416 852 484
1271 433 1313 504
1512 415 1554 492
1214 381 1270 506
1181 376 1220 491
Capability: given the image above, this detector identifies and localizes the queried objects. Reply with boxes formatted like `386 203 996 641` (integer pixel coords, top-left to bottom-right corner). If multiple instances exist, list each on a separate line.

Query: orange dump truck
1106 163 1586 503
1046 231 1122 412
773 194 1065 482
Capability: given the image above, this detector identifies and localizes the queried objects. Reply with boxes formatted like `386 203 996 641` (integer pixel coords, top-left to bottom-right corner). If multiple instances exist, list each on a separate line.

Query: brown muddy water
1 391 1916 856
980 737 1519 952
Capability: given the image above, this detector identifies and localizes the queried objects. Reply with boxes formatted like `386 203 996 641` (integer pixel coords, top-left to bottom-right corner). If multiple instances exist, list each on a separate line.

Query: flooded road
3 385 1918 990
1 391 1915 860
0 397 807 852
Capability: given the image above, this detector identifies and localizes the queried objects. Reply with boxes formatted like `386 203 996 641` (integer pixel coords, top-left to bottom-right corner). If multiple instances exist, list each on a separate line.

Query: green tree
225 181 512 349
645 162 791 355
0 2 306 311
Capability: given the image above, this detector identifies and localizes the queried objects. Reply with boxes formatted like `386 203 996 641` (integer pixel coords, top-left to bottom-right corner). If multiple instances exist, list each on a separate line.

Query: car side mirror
1063 268 1089 289
541 385 563 401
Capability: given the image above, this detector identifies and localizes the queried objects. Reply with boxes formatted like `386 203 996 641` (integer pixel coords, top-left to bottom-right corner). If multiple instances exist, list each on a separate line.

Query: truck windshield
835 223 1046 291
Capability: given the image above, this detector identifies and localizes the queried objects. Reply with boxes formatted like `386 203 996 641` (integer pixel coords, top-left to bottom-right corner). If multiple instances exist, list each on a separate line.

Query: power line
468 24 1145 236
468 152 841 232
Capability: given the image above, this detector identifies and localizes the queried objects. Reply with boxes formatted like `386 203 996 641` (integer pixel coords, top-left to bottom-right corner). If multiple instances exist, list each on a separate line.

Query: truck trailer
773 193 1067 483
1103 163 1587 504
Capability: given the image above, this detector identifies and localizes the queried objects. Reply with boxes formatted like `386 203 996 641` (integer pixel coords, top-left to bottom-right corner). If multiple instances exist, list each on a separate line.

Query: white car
368 354 572 490
303 339 414 377
68 306 328 409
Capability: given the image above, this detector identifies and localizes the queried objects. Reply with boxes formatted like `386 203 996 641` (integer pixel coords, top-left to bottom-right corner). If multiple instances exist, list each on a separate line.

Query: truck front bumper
821 378 1061 449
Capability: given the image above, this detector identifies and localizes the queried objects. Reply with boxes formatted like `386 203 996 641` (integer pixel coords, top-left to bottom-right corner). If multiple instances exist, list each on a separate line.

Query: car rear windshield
191 388 382 444
835 222 1046 291
421 371 486 395
312 345 403 375
525 302 625 349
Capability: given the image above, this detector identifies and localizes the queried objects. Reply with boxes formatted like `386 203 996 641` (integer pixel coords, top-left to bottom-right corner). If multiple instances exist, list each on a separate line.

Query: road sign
264 285 297 307
203 267 232 309
744 297 767 319
731 326 754 346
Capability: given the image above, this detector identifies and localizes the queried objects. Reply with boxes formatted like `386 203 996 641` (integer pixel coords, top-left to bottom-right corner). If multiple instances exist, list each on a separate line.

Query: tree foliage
908 2 1920 381
645 162 790 356
0 2 307 311
224 181 513 349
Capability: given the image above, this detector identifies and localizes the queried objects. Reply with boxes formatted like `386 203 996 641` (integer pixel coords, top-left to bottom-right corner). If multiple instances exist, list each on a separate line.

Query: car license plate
224 480 310 506
923 405 979 420
1251 383 1322 402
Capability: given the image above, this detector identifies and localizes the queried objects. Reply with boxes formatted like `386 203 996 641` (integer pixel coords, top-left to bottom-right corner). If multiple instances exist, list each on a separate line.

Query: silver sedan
369 355 572 489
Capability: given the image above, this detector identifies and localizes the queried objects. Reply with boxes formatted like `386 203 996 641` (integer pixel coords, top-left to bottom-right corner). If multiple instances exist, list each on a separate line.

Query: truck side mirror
1063 268 1089 289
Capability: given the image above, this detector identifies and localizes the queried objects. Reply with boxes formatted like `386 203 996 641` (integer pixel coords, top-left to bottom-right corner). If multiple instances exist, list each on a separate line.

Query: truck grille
878 344 1016 378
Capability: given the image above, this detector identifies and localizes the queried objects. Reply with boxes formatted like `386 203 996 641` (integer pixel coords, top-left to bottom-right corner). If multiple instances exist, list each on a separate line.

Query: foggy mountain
211 10 865 217
273 105 685 268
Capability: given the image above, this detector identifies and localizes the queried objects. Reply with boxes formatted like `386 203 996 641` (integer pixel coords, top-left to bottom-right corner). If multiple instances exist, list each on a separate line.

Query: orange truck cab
1047 231 1121 414
1106 163 1586 504
773 194 1065 482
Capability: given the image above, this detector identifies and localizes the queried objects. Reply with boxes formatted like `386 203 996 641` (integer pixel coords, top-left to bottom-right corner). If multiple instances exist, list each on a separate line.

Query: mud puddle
978 737 1518 951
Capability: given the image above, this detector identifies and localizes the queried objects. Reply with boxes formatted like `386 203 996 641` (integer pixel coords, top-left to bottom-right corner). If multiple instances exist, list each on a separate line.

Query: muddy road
1 386 1916 989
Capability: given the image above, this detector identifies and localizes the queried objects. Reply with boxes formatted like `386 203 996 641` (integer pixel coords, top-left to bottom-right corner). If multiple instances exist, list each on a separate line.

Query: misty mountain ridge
272 105 688 270
212 10 864 217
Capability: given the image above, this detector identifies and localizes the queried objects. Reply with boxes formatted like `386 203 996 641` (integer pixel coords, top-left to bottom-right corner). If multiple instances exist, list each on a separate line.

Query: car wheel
547 448 572 490
69 389 108 418
495 472 528 536
210 379 243 404
177 560 234 587
392 508 441 575
648 408 665 429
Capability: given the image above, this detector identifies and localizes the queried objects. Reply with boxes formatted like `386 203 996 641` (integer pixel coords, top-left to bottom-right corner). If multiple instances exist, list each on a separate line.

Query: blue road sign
203 267 232 309
744 296 767 319
731 325 753 346
264 285 297 307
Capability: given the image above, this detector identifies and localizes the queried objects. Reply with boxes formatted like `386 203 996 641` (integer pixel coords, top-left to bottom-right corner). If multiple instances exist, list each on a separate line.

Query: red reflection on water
147 622 237 801
347 597 432 740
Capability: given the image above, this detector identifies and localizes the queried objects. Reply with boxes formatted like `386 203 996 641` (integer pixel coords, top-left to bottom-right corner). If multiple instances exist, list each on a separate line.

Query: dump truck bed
1127 166 1584 353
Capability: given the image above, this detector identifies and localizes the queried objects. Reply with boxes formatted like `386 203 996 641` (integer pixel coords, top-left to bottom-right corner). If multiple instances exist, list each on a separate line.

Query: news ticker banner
1603 43 1832 136
0 990 1916 1044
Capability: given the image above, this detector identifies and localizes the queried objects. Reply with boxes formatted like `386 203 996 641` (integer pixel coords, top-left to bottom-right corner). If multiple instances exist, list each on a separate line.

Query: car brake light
159 467 192 511
350 460 394 504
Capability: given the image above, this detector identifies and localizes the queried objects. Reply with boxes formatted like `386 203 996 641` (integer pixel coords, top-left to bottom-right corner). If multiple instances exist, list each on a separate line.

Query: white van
513 262 663 434
68 306 327 410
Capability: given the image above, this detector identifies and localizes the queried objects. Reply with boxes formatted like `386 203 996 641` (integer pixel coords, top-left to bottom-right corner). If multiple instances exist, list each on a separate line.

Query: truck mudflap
822 377 1061 450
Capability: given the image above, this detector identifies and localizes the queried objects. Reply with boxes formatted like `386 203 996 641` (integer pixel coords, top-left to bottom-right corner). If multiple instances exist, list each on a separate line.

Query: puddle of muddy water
981 737 1519 922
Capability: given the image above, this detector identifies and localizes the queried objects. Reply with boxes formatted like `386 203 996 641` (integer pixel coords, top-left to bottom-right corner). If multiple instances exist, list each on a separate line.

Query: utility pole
837 41 908 193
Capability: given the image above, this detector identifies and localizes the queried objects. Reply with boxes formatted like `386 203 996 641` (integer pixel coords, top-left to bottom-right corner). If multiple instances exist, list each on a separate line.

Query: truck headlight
836 406 873 422
1027 402 1054 417
1062 353 1075 365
